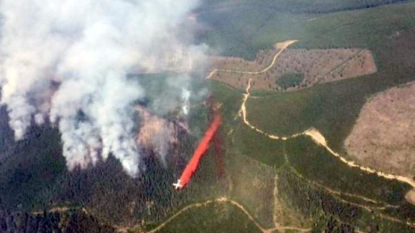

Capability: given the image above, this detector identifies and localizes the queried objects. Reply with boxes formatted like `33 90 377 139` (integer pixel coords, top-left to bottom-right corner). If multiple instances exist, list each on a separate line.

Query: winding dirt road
206 40 298 79
144 197 310 233
125 39 415 232
240 77 415 189
304 129 415 188
238 77 415 228
229 40 415 190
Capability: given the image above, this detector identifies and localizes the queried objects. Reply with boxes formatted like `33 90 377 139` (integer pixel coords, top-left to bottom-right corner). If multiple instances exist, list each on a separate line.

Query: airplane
172 114 222 190
173 179 183 189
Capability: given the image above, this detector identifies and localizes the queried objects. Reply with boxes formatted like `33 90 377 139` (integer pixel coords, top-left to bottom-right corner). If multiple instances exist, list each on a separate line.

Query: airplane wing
173 180 183 189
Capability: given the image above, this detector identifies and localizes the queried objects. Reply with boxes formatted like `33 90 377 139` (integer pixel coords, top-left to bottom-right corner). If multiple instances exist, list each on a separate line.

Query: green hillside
2 0 415 232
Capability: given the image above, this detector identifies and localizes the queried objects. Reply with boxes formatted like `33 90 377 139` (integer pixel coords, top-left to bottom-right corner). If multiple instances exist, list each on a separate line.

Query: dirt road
206 40 298 79
144 197 310 233
239 77 415 189
236 76 415 228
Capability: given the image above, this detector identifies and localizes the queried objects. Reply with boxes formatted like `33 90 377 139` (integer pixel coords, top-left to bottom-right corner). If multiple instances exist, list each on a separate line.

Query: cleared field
209 48 377 91
240 24 415 153
157 201 262 233
210 49 278 72
345 82 415 178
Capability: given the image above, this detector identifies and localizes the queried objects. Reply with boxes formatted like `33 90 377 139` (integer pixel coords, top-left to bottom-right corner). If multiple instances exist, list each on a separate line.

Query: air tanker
173 114 222 189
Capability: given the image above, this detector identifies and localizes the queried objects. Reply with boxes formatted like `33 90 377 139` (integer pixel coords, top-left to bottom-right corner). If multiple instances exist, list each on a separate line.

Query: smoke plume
0 0 206 177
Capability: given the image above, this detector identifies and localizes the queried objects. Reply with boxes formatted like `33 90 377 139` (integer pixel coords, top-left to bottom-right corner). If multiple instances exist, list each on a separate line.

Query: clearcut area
345 82 415 178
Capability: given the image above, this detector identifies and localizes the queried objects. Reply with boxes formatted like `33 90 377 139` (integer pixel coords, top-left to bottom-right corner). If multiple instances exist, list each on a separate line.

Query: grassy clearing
285 136 411 205
231 123 285 167
210 82 242 124
246 24 415 151
247 73 415 152
158 201 262 233
258 2 415 50
211 81 285 167
246 74 378 151
226 151 276 228
199 0 410 14
199 2 415 59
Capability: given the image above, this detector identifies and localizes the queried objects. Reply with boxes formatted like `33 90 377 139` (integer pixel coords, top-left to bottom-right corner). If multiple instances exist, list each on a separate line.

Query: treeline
196 0 411 60
276 167 365 232
199 0 409 15
0 209 115 233
276 166 415 232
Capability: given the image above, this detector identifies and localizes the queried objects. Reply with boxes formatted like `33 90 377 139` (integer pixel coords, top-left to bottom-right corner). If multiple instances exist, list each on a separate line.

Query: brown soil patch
209 48 377 91
406 189 415 205
321 50 377 83
210 49 278 73
345 82 415 177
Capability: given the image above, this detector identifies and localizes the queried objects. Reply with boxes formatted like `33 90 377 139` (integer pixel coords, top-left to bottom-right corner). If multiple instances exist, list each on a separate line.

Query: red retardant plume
173 114 222 189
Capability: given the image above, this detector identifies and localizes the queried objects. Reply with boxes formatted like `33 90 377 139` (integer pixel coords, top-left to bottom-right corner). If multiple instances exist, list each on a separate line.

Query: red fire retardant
177 115 222 189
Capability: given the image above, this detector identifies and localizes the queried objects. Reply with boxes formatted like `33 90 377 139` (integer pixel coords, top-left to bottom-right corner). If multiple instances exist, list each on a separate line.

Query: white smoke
0 0 205 177
181 88 191 115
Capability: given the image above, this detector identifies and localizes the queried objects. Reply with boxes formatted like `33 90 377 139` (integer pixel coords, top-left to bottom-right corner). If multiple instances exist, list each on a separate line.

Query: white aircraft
173 179 183 189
